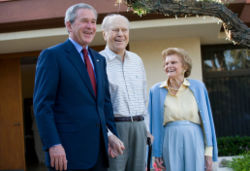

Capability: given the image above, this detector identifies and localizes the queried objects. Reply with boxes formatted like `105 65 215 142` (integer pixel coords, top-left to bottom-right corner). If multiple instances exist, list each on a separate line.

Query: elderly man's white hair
101 14 130 31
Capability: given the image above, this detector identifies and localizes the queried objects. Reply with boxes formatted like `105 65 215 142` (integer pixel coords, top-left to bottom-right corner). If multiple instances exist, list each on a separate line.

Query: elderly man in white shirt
100 14 153 171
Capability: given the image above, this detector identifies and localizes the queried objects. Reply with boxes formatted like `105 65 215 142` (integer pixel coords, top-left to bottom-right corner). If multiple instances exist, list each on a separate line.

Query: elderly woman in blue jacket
148 48 218 171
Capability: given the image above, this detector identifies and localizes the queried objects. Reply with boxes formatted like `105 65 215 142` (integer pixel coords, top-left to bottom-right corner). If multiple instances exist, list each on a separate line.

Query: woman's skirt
162 120 205 171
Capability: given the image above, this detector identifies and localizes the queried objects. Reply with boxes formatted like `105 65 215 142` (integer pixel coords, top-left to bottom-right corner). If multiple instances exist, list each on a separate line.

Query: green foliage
217 136 250 156
130 1 150 16
132 6 148 16
228 151 250 171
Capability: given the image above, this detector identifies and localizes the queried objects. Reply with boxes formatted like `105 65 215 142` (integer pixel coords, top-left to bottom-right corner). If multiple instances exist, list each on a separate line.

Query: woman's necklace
168 86 179 91
168 86 179 96
168 79 183 95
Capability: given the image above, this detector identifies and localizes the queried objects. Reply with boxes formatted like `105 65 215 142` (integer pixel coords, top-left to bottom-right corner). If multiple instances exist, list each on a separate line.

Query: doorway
21 54 47 171
0 57 26 170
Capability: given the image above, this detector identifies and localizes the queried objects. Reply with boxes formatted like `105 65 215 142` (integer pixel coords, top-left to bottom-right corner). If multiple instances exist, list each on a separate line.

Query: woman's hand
155 157 166 170
205 156 213 171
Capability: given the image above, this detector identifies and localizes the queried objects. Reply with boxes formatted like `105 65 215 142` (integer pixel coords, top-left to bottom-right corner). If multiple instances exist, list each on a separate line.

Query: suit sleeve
33 49 61 150
103 59 118 136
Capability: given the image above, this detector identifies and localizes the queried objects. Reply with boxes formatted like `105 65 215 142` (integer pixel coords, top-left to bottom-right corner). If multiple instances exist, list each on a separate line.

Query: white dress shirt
100 46 149 131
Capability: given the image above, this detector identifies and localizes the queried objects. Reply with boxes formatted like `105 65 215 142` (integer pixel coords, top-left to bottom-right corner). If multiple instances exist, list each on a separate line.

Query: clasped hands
108 134 125 158
48 134 151 170
108 132 153 158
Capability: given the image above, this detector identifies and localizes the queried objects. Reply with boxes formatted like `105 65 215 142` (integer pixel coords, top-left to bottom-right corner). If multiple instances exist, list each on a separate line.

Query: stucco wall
129 37 202 90
21 37 203 99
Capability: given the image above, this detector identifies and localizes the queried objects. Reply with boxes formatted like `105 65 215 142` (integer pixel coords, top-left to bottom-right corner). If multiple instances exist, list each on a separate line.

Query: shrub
228 151 250 171
217 136 250 156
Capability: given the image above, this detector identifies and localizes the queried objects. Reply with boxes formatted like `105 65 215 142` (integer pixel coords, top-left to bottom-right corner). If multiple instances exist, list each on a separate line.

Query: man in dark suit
33 3 124 171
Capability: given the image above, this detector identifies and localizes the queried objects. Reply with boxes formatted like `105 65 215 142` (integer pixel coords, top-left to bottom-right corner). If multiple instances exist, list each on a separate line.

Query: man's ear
102 31 107 41
66 21 72 33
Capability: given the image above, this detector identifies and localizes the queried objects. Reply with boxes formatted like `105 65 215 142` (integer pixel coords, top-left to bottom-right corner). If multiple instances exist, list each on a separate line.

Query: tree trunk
125 0 250 48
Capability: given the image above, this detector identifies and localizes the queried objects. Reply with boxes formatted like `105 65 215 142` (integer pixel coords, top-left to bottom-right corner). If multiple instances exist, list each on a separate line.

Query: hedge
217 136 250 156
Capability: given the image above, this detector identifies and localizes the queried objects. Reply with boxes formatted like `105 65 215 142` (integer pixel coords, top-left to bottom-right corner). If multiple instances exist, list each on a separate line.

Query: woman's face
164 54 185 79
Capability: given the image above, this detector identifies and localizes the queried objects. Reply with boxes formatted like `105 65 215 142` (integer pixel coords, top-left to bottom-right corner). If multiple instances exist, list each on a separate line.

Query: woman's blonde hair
162 47 192 78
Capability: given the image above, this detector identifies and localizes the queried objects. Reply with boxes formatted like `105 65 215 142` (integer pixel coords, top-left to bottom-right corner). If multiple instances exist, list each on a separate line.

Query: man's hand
49 144 67 171
147 132 154 144
155 157 166 170
108 134 125 158
205 156 213 171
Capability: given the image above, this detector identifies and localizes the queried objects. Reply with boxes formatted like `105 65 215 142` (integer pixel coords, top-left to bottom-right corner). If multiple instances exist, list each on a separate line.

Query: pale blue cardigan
148 79 218 161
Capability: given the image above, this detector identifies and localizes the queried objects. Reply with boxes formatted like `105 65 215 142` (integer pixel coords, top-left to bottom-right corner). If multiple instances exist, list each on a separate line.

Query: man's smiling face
67 8 97 47
104 17 129 56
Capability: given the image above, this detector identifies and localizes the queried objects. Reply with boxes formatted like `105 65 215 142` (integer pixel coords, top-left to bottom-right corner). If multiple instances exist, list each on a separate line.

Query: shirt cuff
205 146 213 157
107 128 114 136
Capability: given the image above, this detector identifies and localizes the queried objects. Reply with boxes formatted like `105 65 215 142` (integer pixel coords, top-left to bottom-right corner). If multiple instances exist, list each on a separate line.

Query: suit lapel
64 40 95 97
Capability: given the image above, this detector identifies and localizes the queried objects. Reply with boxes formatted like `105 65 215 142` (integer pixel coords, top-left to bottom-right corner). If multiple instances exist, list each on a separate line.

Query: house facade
0 0 249 170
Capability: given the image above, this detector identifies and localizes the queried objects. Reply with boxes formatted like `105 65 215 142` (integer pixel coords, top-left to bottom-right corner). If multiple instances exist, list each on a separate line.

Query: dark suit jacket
33 39 117 169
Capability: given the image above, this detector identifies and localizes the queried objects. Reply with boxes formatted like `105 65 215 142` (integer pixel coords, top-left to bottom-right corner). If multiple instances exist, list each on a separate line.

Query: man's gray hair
101 14 129 31
64 3 97 25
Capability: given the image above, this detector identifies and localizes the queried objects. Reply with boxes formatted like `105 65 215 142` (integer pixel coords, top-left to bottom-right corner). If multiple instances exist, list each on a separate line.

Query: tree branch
125 0 250 48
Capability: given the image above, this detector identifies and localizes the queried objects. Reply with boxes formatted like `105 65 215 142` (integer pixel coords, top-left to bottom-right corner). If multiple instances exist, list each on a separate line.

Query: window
203 47 250 72
202 44 250 137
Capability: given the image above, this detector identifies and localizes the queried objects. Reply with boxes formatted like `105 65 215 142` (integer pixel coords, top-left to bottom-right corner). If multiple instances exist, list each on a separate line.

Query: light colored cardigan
148 79 218 161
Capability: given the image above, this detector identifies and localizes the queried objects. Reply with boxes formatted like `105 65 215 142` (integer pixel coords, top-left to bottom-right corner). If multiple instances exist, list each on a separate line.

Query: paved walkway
27 157 235 171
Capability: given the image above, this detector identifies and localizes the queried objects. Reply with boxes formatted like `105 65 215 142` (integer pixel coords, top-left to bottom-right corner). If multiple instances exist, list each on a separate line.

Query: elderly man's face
104 17 129 56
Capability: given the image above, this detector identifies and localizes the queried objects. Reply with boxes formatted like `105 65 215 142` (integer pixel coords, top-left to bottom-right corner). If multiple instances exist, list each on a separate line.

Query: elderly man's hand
49 144 67 171
108 134 125 158
147 131 154 144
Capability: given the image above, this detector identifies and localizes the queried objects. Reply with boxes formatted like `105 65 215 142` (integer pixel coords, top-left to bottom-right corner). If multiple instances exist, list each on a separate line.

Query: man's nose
117 29 123 35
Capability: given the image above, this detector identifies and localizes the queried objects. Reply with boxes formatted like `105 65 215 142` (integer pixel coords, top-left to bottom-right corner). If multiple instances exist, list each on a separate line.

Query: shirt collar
69 37 88 53
160 78 190 88
104 46 128 61
183 78 190 86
